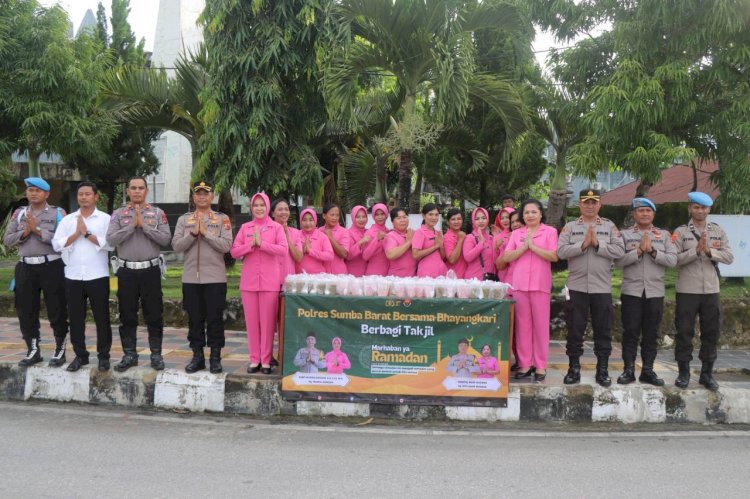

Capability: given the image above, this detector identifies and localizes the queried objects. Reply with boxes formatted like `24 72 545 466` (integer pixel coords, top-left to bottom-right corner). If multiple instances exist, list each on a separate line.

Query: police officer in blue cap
2 177 68 366
615 197 677 386
672 191 733 390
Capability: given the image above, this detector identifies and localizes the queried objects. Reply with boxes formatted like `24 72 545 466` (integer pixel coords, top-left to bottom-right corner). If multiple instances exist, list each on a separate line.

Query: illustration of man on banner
293 331 326 373
447 338 480 377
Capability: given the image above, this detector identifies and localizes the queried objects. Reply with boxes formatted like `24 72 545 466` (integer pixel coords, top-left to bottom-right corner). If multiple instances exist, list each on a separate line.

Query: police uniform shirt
673 219 734 294
616 226 678 298
172 210 233 284
557 217 626 293
293 347 326 373
447 353 480 377
3 204 64 257
106 204 172 261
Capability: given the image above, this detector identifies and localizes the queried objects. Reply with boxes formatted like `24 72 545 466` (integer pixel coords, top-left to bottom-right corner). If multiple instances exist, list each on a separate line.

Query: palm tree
323 0 529 208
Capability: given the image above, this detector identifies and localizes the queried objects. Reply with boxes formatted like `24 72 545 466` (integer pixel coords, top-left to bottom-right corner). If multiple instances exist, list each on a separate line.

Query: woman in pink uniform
443 208 467 278
412 203 447 277
346 205 369 277
362 203 389 276
298 208 334 274
271 198 303 278
231 193 288 374
492 207 515 282
500 209 523 371
384 207 417 277
502 199 558 382
477 344 500 378
320 203 350 275
462 207 495 280
325 336 351 374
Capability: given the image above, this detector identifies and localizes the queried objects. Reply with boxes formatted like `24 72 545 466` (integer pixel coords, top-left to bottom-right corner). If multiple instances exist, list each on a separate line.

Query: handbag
474 234 498 281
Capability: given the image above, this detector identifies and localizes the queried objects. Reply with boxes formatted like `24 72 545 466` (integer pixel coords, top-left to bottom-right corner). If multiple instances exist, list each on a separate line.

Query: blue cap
24 177 50 191
688 191 713 207
632 197 656 211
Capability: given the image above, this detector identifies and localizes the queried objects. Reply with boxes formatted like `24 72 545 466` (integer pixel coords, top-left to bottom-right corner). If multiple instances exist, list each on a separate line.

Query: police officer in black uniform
3 177 68 367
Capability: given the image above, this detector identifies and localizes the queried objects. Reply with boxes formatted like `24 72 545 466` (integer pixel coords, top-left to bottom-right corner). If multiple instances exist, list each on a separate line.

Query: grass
0 259 746 300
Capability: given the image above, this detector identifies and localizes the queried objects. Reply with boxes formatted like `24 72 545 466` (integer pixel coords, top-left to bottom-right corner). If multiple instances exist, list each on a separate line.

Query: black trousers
117 266 163 353
66 277 112 360
621 293 664 366
182 283 227 349
565 291 614 359
675 293 721 362
14 260 68 342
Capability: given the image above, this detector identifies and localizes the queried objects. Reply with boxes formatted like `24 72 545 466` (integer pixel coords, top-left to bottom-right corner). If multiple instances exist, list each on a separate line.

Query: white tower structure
147 0 205 204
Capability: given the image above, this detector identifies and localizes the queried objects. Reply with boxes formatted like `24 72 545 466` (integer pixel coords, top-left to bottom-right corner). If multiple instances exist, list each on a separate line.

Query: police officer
447 338 480 377
614 198 677 386
106 176 172 371
557 189 625 386
172 181 232 374
3 177 68 367
293 332 327 373
672 192 733 391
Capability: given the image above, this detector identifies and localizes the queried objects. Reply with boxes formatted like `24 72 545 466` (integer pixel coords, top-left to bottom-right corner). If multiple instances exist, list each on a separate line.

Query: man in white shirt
52 182 113 371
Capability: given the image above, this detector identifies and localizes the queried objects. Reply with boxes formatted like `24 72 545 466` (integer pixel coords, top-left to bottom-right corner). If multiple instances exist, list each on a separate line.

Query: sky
40 0 567 70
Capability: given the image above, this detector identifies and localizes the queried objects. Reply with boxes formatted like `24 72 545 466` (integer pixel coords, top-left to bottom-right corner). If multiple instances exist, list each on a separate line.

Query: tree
199 0 334 198
323 0 529 208
0 0 113 178
533 0 750 213
67 0 157 213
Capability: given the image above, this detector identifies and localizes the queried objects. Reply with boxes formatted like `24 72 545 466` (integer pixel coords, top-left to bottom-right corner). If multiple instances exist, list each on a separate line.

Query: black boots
209 348 222 374
639 360 664 386
617 360 636 385
675 361 690 388
18 338 43 367
150 349 165 371
595 357 611 387
698 361 720 391
563 358 581 385
48 339 66 367
185 348 206 373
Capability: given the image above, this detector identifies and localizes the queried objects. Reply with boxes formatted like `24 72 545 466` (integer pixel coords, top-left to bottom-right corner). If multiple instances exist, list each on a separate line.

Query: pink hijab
300 208 318 235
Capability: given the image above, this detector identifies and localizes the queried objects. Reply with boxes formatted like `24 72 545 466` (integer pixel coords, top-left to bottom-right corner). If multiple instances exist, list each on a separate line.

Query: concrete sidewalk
1 317 749 424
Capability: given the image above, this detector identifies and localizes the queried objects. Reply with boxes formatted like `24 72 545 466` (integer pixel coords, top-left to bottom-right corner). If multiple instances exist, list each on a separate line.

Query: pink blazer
443 230 467 278
412 225 447 277
231 218 288 292
325 350 351 374
384 230 417 277
504 223 558 292
362 224 389 276
493 229 512 282
463 230 495 280
299 229 334 274
347 225 368 277
320 224 350 275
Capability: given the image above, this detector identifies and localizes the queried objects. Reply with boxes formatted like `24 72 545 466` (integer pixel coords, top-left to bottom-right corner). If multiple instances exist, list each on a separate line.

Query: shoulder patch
161 212 168 224
671 232 678 242
223 218 231 230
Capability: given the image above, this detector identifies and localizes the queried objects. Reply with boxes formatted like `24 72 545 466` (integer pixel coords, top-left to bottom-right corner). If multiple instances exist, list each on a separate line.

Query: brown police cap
193 181 213 193
579 189 601 201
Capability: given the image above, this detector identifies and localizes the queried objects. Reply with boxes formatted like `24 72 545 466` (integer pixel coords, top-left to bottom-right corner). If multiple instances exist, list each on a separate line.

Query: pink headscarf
300 208 318 235
350 205 367 227
371 203 388 226
494 206 515 230
250 192 271 223
471 207 490 235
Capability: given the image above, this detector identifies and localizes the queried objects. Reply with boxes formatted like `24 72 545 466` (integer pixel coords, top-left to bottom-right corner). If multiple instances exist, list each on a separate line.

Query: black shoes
98 358 110 371
115 353 139 372
247 364 261 374
638 369 664 387
534 371 547 382
260 366 273 375
19 338 43 367
48 342 66 367
510 363 520 372
270 357 279 367
675 361 690 388
66 356 89 372
595 357 611 387
209 348 222 374
514 367 535 379
698 361 719 391
185 348 206 374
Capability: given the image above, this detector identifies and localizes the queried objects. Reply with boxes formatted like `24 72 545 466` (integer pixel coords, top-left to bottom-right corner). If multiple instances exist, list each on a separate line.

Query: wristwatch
649 249 657 258
85 231 92 238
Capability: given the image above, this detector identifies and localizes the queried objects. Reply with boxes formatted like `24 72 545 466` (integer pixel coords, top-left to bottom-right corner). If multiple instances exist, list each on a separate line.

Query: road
1 401 749 498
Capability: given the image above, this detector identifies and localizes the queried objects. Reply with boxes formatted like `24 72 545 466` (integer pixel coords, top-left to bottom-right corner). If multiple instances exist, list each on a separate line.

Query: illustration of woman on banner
325 337 351 374
477 344 500 378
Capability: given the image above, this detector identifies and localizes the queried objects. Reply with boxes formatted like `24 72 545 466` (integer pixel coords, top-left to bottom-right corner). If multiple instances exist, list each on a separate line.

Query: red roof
601 160 720 206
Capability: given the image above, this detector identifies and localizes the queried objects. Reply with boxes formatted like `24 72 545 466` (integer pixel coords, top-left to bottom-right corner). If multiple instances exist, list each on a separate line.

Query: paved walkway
1 316 748 384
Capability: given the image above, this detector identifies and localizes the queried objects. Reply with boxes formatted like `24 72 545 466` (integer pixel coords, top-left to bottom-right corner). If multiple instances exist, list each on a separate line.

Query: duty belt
119 257 161 270
20 254 61 265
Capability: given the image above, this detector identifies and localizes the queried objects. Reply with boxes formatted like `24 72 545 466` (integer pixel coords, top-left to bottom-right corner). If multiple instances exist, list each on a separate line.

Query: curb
2 362 749 424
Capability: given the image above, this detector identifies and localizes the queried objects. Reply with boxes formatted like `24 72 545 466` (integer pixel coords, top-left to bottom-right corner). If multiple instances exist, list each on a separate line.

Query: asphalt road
1 401 749 498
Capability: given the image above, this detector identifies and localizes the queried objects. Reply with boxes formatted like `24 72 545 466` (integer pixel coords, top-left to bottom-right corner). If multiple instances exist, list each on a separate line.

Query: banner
281 294 511 407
